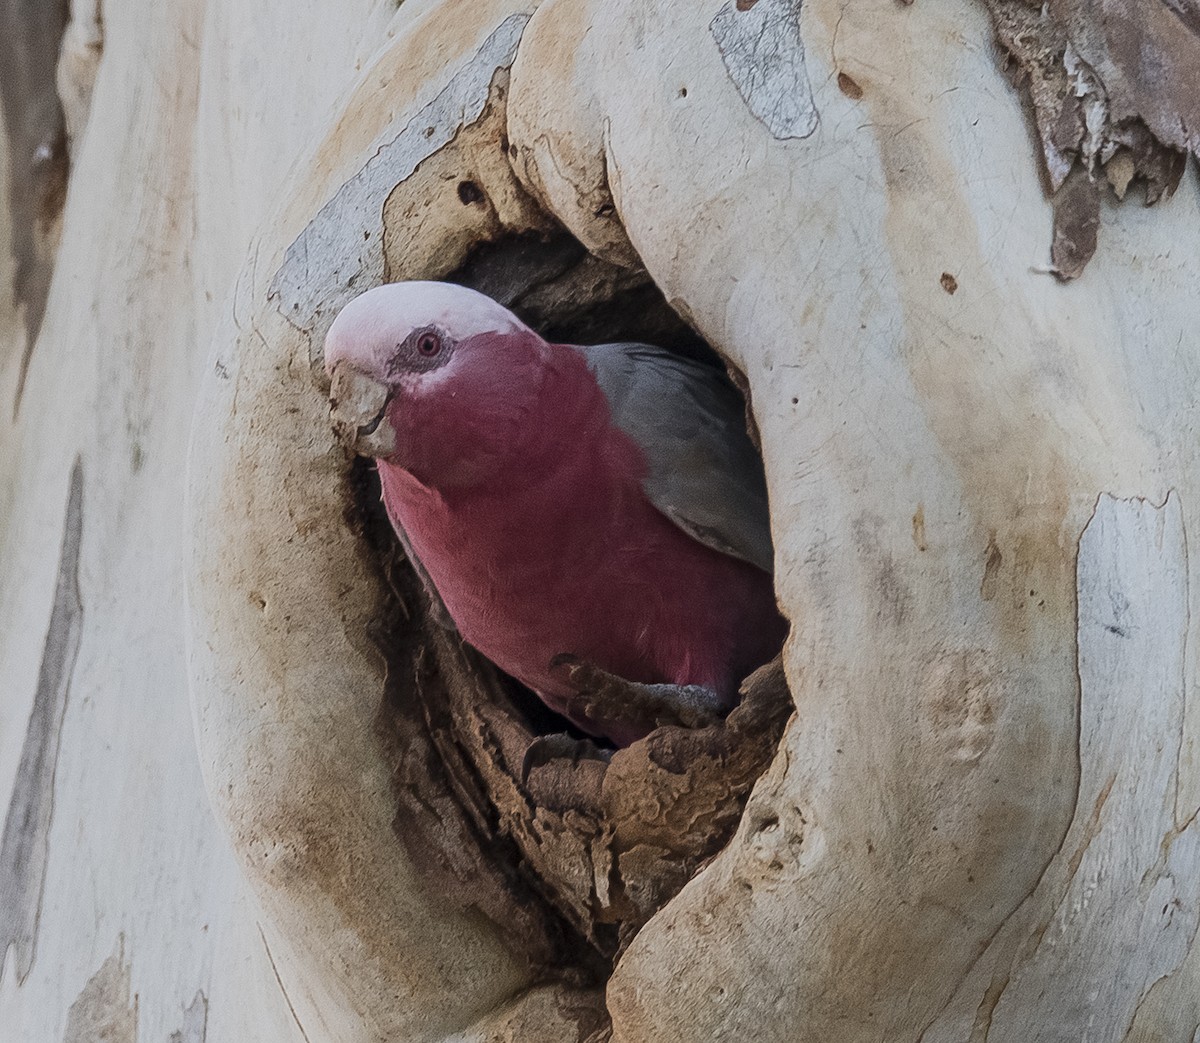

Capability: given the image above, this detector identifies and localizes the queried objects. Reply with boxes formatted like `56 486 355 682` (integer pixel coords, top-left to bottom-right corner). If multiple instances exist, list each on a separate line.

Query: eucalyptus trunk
2 1 1198 1041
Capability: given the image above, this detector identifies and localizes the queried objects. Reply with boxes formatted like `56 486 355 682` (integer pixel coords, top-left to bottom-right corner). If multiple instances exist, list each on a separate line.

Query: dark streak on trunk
0 0 72 416
0 457 83 984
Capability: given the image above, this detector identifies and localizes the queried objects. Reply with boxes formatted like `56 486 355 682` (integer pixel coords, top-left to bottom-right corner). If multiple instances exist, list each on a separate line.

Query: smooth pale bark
506 1 1200 1038
3 0 1199 1041
0 1 531 1041
187 5 548 1038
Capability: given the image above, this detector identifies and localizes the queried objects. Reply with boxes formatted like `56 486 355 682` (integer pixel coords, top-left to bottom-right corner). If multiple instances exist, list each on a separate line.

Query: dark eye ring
416 331 441 357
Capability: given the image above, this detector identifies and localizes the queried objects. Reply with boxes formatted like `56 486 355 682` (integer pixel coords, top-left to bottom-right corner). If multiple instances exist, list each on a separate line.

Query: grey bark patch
710 0 818 141
269 13 530 373
63 940 136 1043
0 458 84 984
168 991 208 1043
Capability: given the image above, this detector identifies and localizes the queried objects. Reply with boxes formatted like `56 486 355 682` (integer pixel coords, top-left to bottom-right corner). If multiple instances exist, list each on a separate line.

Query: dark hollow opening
347 225 793 988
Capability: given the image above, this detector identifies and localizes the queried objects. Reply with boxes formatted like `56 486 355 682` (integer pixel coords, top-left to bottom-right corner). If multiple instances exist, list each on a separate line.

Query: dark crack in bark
0 458 83 984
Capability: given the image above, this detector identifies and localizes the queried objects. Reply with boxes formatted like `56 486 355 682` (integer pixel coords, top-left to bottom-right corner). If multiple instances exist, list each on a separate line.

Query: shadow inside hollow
347 228 792 983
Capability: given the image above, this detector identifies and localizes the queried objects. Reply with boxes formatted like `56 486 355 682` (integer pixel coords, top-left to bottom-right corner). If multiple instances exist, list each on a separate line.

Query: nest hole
348 227 793 984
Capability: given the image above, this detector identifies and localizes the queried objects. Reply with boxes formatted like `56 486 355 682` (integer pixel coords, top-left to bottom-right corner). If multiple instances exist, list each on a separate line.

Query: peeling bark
270 13 534 374
984 0 1195 276
63 941 136 1043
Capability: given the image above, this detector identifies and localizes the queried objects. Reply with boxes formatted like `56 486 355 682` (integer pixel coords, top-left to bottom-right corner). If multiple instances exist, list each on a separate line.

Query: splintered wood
985 0 1197 278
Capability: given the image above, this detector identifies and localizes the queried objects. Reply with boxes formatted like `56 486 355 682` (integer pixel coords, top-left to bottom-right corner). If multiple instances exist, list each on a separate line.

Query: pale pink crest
324 281 531 378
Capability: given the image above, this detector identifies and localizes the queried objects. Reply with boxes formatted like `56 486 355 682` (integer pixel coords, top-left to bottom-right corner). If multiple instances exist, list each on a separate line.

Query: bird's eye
416 331 441 357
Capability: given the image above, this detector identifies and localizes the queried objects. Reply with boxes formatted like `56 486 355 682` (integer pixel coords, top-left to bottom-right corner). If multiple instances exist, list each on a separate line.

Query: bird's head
324 282 544 484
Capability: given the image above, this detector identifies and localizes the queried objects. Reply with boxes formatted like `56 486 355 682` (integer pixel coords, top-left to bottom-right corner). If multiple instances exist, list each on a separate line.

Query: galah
325 281 787 747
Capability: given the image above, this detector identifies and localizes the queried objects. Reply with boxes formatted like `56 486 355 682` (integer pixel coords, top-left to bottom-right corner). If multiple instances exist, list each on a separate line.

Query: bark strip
0 458 83 983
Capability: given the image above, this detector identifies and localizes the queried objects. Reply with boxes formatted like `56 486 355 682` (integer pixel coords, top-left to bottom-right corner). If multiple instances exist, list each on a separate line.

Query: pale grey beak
328 364 397 458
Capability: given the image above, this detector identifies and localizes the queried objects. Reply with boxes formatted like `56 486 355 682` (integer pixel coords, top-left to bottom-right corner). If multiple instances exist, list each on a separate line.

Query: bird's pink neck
381 329 603 492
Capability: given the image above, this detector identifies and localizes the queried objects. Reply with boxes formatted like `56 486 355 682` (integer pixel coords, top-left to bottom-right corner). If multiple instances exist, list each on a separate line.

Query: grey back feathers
395 338 776 631
573 342 775 574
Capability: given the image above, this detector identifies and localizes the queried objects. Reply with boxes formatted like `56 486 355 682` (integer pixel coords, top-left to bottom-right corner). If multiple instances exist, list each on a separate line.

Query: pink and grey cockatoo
325 281 786 747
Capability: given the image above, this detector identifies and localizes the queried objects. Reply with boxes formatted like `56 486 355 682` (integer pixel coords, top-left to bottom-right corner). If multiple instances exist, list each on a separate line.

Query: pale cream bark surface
3 0 1199 1041
0 1 536 1041
508 1 1198 1038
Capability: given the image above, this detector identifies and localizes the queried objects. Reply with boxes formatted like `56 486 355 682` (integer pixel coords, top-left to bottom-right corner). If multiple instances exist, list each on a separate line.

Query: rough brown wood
985 0 1195 276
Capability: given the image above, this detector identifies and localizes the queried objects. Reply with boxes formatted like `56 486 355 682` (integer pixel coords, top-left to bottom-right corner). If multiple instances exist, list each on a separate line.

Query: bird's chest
379 453 649 664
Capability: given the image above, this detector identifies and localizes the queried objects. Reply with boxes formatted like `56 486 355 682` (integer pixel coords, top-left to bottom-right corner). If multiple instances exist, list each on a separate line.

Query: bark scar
710 0 819 141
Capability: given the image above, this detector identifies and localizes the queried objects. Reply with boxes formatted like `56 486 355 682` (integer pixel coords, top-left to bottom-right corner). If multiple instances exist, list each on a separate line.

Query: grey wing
573 342 775 573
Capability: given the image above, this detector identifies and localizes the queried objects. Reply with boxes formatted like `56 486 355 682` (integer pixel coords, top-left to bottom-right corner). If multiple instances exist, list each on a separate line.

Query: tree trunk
3 1 1199 1041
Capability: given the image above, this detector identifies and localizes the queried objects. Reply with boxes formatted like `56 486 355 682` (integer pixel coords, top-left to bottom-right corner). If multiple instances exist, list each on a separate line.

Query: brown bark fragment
983 0 1196 274
989 0 1083 191
1051 166 1101 280
1049 0 1200 154
63 942 136 1043
837 72 864 100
